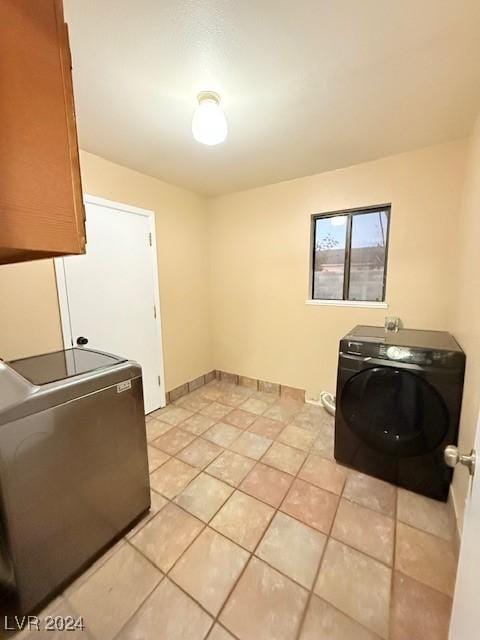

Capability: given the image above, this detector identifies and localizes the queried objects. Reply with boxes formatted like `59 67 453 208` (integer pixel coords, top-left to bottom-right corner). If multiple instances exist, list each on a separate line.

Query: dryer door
340 366 449 456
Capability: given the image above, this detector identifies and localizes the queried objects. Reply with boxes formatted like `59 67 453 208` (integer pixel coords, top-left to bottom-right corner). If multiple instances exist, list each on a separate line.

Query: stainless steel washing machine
0 347 150 615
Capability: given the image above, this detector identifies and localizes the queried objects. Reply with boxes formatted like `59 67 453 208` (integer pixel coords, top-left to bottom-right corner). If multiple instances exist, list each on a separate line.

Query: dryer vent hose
320 391 336 416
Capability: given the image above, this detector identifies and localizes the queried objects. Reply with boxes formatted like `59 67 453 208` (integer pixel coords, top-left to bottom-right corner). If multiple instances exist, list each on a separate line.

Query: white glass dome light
192 91 228 146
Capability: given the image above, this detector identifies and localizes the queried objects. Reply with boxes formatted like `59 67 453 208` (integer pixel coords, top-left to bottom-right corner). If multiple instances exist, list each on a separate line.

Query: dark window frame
310 204 391 302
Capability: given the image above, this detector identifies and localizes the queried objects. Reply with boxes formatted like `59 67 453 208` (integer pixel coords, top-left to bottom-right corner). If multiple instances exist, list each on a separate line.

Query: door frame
54 193 166 408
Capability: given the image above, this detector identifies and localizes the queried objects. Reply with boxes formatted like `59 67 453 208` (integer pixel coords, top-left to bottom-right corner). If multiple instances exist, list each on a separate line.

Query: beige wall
208 140 467 398
0 151 212 392
451 115 480 528
0 259 63 359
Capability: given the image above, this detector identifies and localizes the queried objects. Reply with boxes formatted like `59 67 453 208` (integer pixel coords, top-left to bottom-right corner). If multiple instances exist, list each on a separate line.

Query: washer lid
7 348 127 386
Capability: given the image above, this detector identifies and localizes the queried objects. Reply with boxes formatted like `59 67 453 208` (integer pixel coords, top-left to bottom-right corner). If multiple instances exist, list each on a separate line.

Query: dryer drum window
340 367 449 457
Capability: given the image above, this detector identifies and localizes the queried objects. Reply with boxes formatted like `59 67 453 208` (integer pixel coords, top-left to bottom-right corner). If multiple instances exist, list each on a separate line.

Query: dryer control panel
341 337 464 369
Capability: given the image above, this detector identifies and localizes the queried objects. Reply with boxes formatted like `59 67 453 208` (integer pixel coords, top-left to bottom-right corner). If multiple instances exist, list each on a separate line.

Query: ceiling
65 0 480 196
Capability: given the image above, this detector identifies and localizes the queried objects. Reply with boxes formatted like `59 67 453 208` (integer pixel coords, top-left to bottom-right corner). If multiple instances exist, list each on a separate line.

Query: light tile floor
13 379 458 640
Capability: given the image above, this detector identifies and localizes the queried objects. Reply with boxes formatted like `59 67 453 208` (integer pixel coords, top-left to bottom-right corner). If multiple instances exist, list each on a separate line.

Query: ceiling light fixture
192 91 228 146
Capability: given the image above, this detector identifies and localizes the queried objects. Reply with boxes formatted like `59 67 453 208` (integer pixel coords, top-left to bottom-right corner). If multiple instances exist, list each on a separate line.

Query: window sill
305 299 388 309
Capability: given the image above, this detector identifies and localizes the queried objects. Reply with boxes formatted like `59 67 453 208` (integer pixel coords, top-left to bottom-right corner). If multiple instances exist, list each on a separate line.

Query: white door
449 408 480 639
55 196 165 414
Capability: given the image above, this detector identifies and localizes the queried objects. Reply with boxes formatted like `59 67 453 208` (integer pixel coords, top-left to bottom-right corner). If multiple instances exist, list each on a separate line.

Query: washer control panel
343 340 459 367
340 326 465 371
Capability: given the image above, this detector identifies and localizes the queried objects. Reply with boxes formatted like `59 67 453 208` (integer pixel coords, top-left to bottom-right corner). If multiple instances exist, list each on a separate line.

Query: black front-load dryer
334 325 465 501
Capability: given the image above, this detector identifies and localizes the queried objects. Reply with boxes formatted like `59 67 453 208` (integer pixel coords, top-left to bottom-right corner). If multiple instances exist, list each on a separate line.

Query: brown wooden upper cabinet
0 0 85 265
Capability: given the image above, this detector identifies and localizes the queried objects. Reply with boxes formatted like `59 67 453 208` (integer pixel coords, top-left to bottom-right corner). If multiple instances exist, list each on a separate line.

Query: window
311 205 390 302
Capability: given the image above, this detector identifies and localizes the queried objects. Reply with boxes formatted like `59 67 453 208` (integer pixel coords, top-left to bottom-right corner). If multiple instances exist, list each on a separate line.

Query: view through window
312 206 390 302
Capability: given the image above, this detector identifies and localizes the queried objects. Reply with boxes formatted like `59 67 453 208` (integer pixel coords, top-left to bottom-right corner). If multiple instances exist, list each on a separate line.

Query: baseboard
166 370 216 404
215 370 306 402
167 369 306 404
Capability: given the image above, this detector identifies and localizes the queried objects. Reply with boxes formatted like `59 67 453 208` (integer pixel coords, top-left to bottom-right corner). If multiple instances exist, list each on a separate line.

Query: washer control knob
386 346 403 360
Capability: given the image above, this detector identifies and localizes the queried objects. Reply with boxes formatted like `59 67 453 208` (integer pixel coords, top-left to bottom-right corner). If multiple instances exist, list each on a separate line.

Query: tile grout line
388 481 399 640
292 468 346 640
393 568 455 600
126 535 214 621
68 549 162 640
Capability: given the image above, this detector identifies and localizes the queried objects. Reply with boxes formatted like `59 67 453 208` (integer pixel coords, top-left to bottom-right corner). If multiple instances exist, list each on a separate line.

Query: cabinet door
0 0 85 264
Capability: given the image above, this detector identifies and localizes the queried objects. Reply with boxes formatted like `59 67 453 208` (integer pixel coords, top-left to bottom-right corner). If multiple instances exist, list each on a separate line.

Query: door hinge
148 232 152 246
153 304 157 319
157 375 161 386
